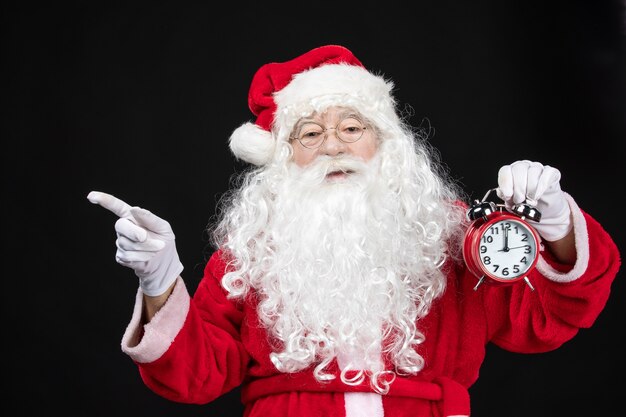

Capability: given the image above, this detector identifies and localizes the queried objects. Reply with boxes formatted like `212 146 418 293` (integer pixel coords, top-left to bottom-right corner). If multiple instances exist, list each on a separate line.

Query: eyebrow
297 110 362 125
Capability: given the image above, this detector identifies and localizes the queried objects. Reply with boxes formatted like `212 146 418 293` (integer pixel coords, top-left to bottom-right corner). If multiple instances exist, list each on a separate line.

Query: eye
344 126 362 133
297 123 324 140
338 117 365 139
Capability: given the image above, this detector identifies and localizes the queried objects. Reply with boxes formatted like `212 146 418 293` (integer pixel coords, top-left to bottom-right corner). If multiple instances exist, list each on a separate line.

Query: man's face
290 107 379 177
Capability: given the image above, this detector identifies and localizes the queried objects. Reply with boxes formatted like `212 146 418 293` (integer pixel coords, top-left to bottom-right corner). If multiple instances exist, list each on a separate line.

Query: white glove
87 191 184 296
496 160 572 242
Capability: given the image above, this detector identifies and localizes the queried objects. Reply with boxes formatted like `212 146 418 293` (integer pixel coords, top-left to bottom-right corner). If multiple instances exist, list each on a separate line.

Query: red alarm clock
463 189 542 290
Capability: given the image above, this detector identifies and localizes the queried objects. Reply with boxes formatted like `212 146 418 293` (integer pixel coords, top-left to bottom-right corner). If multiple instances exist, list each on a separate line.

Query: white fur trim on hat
230 63 398 166
274 64 397 140
229 122 275 166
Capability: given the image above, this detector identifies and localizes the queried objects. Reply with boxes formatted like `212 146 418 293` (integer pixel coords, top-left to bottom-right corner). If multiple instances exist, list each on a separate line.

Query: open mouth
325 169 354 181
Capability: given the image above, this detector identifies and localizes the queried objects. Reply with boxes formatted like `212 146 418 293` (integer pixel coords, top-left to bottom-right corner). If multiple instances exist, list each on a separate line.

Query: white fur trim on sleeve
229 122 275 166
120 277 190 363
536 193 589 283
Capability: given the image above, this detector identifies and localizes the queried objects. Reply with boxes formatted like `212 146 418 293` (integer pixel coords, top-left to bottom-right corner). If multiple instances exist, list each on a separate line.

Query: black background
3 1 625 416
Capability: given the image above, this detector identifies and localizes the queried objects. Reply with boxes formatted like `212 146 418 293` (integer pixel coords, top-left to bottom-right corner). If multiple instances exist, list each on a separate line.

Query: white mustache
324 157 365 174
299 156 369 183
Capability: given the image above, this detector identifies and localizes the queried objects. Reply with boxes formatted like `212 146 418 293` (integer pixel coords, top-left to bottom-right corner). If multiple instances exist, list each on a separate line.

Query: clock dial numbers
463 191 542 289
478 219 537 280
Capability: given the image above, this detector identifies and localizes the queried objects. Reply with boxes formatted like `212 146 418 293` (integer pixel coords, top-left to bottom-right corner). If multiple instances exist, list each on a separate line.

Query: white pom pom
229 122 275 166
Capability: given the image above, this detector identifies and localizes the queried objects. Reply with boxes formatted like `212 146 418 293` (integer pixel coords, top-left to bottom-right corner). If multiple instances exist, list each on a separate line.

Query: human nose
320 128 346 155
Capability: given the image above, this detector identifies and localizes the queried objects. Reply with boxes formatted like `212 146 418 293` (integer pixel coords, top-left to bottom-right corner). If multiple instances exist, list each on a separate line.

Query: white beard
258 154 424 390
215 139 463 394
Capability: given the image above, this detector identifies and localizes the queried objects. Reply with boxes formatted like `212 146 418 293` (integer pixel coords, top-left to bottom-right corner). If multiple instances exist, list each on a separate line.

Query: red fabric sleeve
138 251 250 404
483 210 620 353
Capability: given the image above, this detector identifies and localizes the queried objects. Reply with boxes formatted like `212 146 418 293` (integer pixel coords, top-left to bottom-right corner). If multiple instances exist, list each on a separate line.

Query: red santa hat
229 45 398 165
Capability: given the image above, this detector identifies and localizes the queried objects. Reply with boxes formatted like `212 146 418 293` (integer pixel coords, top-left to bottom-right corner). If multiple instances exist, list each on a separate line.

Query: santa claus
88 45 620 417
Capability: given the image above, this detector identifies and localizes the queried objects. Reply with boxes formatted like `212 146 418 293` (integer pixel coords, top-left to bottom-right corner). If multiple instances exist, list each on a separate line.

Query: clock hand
508 245 529 250
499 226 510 252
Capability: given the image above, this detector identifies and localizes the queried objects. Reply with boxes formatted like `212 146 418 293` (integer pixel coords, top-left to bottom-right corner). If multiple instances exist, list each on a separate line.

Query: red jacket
120 197 620 417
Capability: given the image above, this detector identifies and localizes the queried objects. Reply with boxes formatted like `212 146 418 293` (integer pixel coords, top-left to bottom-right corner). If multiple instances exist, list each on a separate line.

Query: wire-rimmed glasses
290 116 368 149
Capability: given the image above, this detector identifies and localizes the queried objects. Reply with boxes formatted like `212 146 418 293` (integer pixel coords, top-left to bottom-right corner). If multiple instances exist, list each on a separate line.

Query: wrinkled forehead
296 106 363 125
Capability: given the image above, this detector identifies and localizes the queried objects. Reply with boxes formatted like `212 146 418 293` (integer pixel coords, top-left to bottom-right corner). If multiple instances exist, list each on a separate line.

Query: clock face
476 218 538 280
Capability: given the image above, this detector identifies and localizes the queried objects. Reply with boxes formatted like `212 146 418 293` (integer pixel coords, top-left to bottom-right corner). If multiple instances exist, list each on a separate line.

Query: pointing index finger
87 191 133 218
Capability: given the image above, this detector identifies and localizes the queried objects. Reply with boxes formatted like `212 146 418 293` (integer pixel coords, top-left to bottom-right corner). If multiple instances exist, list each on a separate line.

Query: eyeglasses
290 116 368 149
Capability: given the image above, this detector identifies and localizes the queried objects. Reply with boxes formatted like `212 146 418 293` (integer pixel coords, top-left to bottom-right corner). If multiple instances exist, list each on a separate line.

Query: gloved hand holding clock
463 160 577 289
496 160 576 264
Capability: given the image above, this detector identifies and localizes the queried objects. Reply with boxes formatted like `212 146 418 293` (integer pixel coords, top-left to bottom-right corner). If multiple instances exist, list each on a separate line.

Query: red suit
120 197 620 417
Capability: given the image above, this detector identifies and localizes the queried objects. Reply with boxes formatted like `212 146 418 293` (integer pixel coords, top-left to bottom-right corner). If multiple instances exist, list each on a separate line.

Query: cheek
292 146 316 167
355 138 379 161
